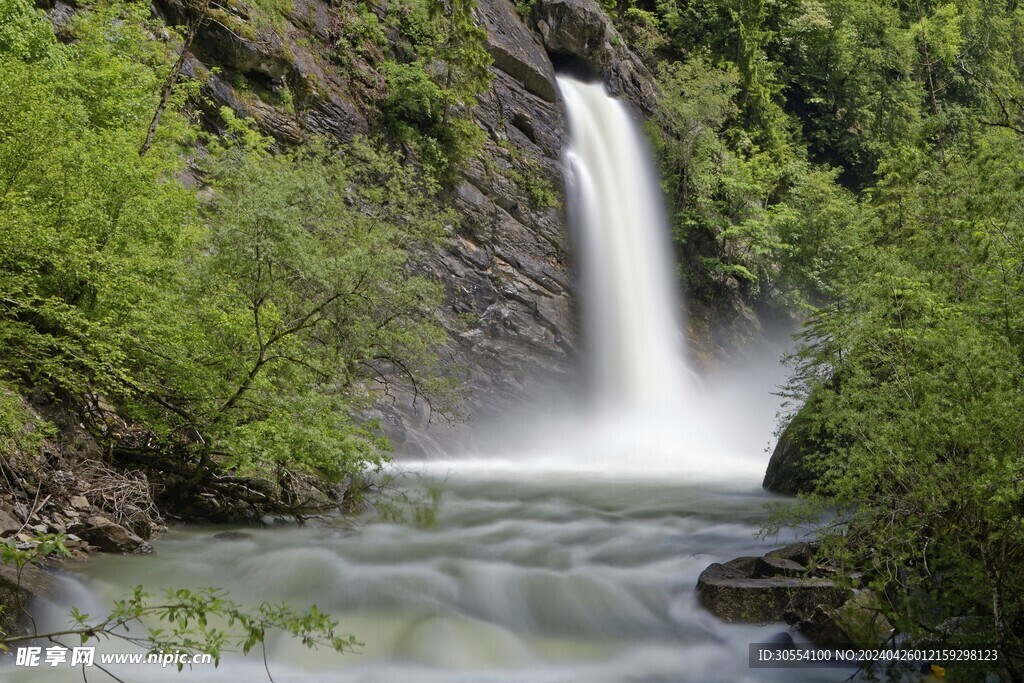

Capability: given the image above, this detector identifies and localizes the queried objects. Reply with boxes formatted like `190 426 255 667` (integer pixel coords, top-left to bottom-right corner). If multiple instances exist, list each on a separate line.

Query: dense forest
2 0 1023 678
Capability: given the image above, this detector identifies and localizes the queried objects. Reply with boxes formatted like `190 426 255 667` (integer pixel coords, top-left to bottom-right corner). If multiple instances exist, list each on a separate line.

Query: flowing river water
15 471 848 682
8 78 853 681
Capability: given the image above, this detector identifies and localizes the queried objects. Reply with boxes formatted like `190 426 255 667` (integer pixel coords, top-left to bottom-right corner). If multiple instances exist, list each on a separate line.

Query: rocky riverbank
0 471 157 636
697 542 893 648
2 482 157 559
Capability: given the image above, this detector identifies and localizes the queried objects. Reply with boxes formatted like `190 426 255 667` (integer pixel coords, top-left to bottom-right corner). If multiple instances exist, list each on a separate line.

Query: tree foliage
780 127 1024 679
0 0 450 514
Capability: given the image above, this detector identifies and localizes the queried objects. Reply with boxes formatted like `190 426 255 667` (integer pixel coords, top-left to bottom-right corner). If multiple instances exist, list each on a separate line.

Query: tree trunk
139 1 209 156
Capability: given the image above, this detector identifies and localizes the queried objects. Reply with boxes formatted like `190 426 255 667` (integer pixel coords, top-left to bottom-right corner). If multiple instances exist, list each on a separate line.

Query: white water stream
559 76 693 413
15 479 840 682
415 77 776 484
5 79 843 682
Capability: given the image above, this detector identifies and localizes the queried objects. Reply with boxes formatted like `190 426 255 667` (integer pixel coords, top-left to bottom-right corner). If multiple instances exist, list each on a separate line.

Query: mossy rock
697 562 852 625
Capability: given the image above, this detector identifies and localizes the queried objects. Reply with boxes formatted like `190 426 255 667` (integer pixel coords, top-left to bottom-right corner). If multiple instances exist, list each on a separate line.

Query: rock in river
698 564 851 624
72 515 153 555
696 542 851 626
0 562 55 637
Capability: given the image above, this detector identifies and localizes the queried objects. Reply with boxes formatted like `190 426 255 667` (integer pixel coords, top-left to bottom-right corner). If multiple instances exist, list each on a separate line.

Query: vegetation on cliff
0 0 464 520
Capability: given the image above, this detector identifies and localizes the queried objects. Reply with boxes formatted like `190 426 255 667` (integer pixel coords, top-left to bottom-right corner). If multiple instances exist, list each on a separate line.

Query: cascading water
410 77 782 483
558 76 693 414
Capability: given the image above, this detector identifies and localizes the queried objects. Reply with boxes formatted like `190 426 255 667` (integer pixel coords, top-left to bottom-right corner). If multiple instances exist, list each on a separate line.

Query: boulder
72 516 152 555
0 563 56 637
700 562 749 582
212 530 253 541
753 556 808 579
41 0 80 39
763 407 822 495
69 495 91 510
697 569 852 625
722 556 759 575
0 507 21 537
697 547 852 626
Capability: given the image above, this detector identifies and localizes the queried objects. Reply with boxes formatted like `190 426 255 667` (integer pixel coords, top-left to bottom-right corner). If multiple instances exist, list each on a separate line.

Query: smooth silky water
14 476 847 682
7 79 848 681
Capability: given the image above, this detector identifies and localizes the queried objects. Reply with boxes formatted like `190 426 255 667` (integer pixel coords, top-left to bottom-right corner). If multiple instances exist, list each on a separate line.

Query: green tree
125 120 451 495
650 54 859 311
0 0 197 402
0 0 53 61
777 126 1024 680
1 0 453 516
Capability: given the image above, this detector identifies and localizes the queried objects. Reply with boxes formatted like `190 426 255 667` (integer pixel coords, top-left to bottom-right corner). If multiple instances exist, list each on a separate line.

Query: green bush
0 0 53 61
382 60 445 127
0 384 51 464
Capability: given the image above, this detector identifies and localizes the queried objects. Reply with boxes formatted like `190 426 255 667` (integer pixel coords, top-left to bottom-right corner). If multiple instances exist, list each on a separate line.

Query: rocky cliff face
530 0 657 112
74 0 657 450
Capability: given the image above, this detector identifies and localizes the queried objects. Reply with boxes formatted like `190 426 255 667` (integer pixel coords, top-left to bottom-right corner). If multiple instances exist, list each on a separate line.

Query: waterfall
407 77 781 484
558 76 693 414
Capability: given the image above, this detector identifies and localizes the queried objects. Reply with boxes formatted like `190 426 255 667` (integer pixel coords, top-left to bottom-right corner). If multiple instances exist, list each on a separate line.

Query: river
12 467 850 682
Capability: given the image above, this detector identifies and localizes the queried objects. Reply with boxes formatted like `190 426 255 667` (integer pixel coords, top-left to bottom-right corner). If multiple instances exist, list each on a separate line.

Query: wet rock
766 541 818 568
72 516 152 555
697 569 852 625
531 0 657 112
212 530 254 541
753 556 808 579
0 563 56 637
697 546 853 625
